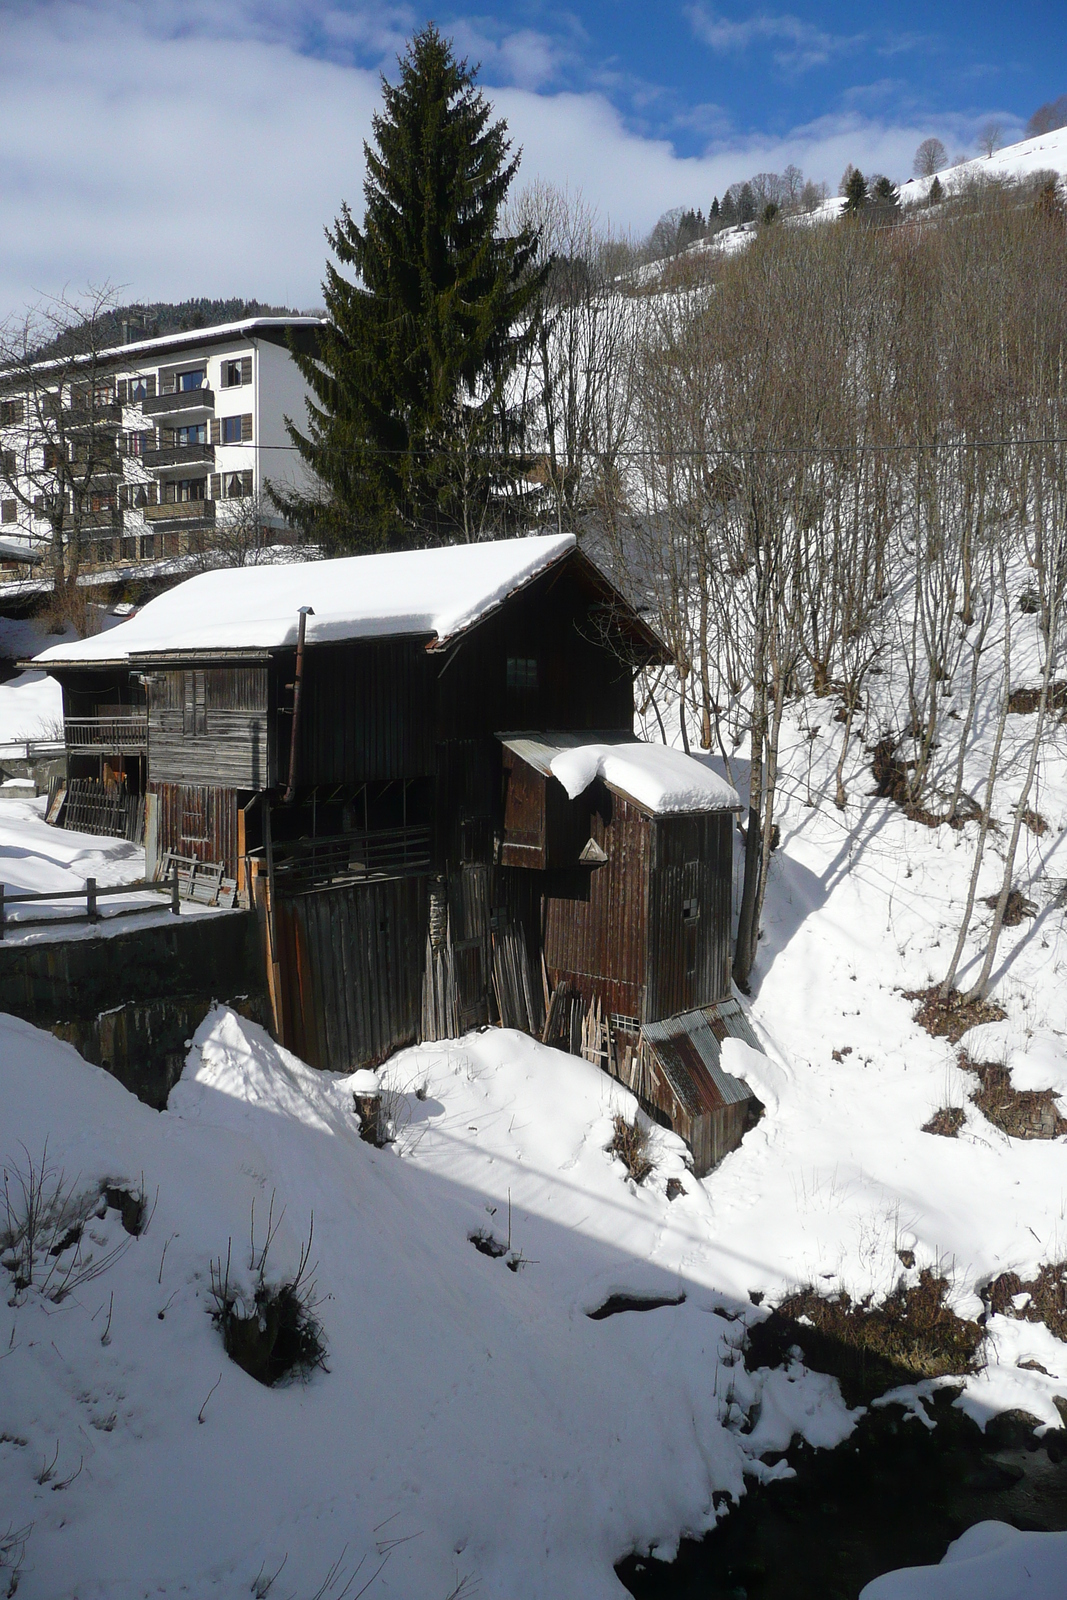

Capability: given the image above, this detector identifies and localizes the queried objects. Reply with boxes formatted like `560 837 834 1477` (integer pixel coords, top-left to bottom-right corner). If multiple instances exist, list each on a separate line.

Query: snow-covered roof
501 731 741 815
33 534 578 666
0 317 325 385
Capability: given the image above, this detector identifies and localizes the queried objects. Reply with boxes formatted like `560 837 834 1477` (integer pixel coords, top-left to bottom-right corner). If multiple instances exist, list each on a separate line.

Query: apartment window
89 490 114 514
222 357 252 388
176 423 207 448
506 657 538 692
0 400 24 426
124 430 147 457
140 534 155 561
128 376 155 402
172 477 206 503
134 484 152 509
221 414 251 444
1 500 16 524
225 471 251 498
43 443 65 470
179 368 207 392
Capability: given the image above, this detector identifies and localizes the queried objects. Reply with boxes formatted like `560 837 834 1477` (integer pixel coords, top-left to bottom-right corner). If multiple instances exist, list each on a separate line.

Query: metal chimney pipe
283 606 314 803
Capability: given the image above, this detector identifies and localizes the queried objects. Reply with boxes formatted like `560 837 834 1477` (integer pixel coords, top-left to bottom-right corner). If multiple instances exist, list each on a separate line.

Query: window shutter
161 368 175 396
147 482 158 506
146 375 157 399
1 500 16 524
241 356 252 385
242 468 254 496
116 380 127 404
3 450 16 475
241 413 253 442
210 473 220 500
210 419 220 447
118 485 128 511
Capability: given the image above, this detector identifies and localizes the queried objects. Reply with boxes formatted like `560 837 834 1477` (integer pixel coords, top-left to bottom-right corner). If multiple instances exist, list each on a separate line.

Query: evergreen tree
842 166 869 213
738 182 756 224
928 174 944 206
278 25 546 551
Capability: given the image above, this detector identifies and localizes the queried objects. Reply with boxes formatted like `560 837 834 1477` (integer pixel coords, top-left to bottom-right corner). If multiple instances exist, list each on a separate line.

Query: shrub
209 1204 325 1387
608 1113 653 1184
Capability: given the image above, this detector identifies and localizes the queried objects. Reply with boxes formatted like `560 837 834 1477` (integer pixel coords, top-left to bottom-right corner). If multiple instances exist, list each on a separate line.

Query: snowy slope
0 1011 854 1600
901 123 1067 205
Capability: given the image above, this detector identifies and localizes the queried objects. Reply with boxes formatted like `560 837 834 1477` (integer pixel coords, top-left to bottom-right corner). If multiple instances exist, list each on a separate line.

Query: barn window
506 657 538 691
683 897 700 924
183 670 208 735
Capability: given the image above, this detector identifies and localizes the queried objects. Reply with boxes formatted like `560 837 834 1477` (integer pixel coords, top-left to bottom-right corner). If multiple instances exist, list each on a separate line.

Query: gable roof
34 535 611 668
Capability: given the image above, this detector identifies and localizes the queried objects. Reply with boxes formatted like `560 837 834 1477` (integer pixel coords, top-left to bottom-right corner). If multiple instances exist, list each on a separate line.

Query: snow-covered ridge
33 533 576 664
901 122 1067 205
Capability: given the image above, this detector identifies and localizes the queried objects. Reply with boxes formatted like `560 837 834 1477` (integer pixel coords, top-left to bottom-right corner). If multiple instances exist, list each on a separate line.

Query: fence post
0 882 5 940
170 863 180 916
86 877 98 923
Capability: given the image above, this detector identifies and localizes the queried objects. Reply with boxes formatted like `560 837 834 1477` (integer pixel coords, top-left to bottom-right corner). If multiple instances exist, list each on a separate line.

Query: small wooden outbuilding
36 534 763 1174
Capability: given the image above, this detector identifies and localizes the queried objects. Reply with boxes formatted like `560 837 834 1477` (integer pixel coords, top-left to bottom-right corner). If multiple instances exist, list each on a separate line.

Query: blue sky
1 1 1064 317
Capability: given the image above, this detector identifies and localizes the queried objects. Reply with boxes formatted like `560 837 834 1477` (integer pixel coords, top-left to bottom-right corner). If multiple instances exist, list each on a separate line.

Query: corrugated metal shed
640 999 763 1176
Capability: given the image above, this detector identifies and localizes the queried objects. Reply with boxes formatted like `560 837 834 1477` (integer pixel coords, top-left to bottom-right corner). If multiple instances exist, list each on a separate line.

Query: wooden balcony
143 498 215 524
142 388 215 423
144 442 214 470
64 715 149 753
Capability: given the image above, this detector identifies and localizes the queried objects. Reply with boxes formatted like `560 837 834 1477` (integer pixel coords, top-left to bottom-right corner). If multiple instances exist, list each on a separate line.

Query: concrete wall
0 910 268 1108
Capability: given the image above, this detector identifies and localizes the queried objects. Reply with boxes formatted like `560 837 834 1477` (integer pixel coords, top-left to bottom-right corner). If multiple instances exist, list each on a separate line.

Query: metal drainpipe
283 606 314 804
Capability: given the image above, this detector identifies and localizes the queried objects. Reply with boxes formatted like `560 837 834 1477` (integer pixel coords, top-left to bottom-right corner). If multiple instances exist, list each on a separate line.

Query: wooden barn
37 533 763 1174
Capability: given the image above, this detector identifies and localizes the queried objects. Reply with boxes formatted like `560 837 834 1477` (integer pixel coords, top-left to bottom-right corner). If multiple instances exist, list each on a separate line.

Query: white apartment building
0 316 324 580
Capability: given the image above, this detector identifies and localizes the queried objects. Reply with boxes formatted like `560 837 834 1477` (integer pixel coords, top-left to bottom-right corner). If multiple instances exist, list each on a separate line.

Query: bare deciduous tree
913 138 948 178
0 287 121 630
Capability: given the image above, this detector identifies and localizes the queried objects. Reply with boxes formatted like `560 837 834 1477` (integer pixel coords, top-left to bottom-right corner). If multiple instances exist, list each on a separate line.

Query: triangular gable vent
578 837 608 865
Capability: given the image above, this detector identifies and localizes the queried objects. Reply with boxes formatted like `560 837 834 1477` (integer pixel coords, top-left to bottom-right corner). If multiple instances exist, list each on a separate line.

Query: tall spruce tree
278 26 546 550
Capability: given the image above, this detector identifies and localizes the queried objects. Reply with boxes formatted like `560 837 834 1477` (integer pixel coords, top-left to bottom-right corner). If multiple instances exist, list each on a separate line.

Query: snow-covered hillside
2 651 1067 1594
901 123 1067 206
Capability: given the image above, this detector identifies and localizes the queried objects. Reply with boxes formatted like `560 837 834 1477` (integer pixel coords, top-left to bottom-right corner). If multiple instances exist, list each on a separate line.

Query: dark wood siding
150 780 242 878
645 812 732 1022
435 566 635 742
543 788 650 1021
148 665 269 788
273 876 426 1072
289 639 435 787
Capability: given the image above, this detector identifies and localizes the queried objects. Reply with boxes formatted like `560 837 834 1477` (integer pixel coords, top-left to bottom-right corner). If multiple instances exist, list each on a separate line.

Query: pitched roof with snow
501 731 741 815
34 534 579 666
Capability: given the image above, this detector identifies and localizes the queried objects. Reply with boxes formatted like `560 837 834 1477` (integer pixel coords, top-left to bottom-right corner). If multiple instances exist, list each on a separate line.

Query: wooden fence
0 875 178 938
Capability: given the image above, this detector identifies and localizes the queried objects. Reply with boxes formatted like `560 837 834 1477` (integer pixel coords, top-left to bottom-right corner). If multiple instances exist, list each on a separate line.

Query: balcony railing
144 498 215 523
263 826 433 890
142 388 215 420
144 442 214 470
65 715 149 752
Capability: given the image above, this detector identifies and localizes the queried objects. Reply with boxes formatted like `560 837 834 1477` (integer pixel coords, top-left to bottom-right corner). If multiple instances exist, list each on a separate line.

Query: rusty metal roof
642 1000 760 1118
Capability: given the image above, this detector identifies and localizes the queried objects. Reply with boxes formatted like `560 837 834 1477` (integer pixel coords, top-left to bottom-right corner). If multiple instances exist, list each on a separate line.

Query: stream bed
617 1388 1067 1600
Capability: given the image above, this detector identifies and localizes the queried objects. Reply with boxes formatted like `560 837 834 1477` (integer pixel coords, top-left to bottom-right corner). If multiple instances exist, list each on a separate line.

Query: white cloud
0 2 1004 319
685 5 860 73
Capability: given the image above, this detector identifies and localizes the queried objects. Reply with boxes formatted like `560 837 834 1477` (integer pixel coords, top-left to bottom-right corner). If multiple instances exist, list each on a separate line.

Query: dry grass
985 1262 1067 1342
747 1271 985 1408
608 1113 653 1184
1007 682 1067 715
906 986 1007 1043
959 1053 1067 1140
981 888 1037 926
922 1106 966 1138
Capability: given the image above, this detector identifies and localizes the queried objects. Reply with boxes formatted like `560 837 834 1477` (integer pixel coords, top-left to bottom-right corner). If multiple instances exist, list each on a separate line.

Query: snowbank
0 1009 859 1599
33 533 576 664
549 740 740 813
861 1521 1067 1599
0 668 62 745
